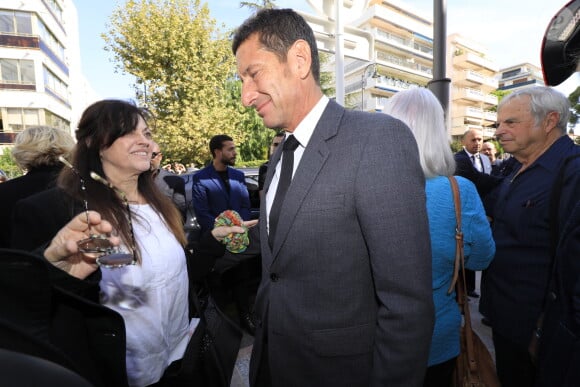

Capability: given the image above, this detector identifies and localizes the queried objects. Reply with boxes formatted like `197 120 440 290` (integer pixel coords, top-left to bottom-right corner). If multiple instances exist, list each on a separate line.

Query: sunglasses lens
97 252 135 268
77 235 112 253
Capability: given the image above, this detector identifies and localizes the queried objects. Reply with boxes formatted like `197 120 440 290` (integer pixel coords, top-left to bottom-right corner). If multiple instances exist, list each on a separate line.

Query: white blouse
99 204 195 386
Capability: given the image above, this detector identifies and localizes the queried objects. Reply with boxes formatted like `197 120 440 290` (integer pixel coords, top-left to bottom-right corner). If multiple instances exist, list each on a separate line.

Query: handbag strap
448 176 478 373
447 176 463 295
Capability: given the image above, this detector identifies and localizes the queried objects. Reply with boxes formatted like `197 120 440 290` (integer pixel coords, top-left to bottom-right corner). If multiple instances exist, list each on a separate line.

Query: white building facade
0 0 94 149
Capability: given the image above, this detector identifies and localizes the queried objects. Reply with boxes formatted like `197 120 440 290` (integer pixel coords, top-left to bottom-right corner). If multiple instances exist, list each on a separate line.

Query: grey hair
499 86 570 134
12 126 75 171
383 88 456 178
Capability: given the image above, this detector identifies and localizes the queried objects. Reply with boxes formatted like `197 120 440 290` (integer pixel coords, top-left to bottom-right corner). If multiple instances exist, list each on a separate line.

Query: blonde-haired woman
0 126 75 247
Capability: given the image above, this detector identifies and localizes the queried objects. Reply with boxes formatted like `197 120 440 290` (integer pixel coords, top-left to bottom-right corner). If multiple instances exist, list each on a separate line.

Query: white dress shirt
266 95 330 233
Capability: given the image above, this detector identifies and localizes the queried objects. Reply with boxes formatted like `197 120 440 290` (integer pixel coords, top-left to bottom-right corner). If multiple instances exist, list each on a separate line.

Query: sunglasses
59 157 137 268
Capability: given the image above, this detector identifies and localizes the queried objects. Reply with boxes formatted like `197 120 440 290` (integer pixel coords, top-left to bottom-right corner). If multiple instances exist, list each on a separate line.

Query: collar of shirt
464 148 479 158
291 95 330 149
531 135 577 173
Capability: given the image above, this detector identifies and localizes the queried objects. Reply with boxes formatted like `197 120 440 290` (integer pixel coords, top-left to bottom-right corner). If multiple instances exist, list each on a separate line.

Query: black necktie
471 155 482 172
269 135 299 247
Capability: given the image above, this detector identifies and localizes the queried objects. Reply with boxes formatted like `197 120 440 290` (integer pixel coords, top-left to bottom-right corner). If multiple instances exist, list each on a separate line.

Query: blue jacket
191 164 251 233
426 176 495 366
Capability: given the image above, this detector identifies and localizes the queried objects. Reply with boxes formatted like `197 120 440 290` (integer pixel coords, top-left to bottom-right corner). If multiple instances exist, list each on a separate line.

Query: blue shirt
425 176 495 365
483 135 580 348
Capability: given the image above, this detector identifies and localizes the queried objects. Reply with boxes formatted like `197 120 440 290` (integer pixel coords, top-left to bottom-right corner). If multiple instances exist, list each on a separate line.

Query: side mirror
541 0 580 86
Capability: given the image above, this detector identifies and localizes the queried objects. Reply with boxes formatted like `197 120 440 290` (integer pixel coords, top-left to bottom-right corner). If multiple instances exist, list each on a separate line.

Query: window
45 0 64 23
37 20 65 62
45 110 69 131
5 108 40 131
0 10 32 34
0 59 36 84
43 66 68 98
502 69 521 79
1 59 18 81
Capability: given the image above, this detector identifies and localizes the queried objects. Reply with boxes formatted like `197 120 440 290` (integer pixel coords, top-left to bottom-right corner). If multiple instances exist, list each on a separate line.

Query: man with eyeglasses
480 86 580 386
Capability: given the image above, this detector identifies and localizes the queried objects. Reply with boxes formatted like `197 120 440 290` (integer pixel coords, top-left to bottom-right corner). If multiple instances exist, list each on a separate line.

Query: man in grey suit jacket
233 9 434 387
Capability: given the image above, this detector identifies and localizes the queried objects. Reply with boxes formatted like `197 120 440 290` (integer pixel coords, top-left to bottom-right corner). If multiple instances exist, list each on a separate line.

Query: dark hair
58 100 186 259
232 8 320 85
209 134 233 158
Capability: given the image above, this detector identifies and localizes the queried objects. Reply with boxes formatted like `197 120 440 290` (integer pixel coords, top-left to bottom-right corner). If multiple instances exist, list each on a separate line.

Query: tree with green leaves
489 89 511 113
0 148 21 179
240 0 277 12
104 0 246 166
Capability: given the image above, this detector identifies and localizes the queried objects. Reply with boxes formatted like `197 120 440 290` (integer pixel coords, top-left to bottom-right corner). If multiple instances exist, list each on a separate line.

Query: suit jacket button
270 273 279 282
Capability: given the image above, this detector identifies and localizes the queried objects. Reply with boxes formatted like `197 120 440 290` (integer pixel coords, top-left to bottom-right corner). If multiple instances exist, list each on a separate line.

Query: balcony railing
454 87 498 105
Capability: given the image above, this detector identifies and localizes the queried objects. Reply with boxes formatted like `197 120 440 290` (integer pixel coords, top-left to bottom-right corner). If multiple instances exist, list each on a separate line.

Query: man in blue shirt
481 86 580 386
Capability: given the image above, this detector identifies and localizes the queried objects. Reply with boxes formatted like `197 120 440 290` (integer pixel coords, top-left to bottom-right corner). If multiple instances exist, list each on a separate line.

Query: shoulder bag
448 176 500 387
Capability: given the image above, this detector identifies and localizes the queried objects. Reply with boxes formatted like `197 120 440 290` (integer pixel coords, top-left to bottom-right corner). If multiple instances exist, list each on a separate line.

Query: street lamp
361 63 380 111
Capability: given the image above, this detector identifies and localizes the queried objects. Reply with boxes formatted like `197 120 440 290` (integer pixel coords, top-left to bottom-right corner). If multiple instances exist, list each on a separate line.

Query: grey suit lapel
269 101 343 260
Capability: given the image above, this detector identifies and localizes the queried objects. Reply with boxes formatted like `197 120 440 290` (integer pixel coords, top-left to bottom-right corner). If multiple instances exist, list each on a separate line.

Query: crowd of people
0 5 578 387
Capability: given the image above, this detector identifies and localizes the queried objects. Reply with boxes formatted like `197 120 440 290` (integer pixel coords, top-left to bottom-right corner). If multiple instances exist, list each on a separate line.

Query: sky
75 0 579 101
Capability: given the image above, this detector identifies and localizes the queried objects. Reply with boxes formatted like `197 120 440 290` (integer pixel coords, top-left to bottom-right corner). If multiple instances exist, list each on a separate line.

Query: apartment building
447 33 499 141
301 0 502 141
300 0 433 111
0 0 91 150
498 62 545 92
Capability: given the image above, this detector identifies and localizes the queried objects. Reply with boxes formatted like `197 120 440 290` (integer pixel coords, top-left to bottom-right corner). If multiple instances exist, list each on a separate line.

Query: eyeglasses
58 157 137 268
272 142 282 147
90 172 138 268
151 151 162 158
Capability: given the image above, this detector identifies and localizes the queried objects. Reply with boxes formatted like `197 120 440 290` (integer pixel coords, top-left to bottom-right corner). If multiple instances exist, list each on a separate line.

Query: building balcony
453 87 498 107
455 106 497 122
376 51 433 79
455 70 498 91
369 76 421 94
0 33 40 49
453 52 498 73
0 130 21 145
371 5 432 41
375 30 433 61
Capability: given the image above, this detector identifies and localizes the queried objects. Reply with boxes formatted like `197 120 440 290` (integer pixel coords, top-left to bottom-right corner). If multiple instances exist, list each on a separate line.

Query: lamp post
361 63 379 111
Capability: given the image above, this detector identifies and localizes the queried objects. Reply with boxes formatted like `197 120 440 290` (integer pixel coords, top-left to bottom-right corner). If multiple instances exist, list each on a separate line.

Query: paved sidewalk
230 272 494 386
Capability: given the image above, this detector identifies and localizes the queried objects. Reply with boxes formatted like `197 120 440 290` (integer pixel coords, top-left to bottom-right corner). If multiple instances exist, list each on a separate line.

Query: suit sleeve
357 118 434 386
454 153 502 197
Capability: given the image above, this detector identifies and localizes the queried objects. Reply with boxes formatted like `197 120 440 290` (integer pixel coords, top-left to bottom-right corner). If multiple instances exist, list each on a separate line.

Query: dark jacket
535 158 580 387
0 165 61 248
454 149 502 198
6 187 226 387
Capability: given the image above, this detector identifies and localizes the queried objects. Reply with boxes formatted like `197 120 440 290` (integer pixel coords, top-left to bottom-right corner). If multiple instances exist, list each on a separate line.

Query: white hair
383 88 456 178
499 86 570 133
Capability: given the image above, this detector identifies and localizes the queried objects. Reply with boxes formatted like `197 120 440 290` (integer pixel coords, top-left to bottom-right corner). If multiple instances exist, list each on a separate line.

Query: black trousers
465 269 476 293
423 357 456 387
492 330 535 387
